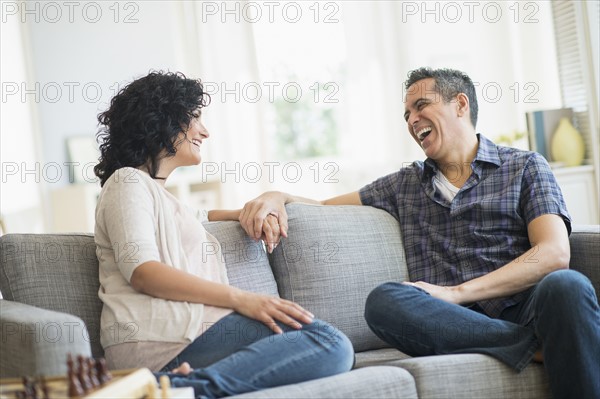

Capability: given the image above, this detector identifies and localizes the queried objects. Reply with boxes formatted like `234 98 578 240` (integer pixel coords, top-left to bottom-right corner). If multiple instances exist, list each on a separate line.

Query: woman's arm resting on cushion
130 260 313 334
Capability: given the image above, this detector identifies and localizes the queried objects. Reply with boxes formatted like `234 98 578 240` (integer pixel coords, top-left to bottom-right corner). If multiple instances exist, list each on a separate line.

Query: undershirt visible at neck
433 169 460 202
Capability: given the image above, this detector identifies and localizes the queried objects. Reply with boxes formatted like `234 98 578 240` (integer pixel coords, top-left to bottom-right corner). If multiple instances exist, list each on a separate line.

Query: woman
93 71 354 398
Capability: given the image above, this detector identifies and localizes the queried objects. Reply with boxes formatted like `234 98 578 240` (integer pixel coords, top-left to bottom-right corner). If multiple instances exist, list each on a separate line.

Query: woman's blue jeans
364 269 600 399
154 313 355 398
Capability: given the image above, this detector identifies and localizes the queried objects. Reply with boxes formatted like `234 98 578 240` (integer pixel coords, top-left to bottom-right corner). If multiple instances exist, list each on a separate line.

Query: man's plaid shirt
359 134 571 318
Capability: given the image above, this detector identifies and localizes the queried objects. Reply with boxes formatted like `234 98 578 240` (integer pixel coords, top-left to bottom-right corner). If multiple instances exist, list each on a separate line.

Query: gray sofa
1 204 598 398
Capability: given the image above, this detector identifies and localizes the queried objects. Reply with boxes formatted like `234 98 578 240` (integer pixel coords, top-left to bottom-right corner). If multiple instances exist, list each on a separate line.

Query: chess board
0 368 158 399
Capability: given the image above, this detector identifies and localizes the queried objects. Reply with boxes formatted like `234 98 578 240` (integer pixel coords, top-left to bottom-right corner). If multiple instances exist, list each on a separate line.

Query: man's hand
239 191 289 241
403 281 462 304
239 190 360 247
232 290 314 334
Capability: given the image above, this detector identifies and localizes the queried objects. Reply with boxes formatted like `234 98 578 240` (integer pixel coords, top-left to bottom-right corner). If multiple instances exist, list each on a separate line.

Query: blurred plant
273 85 338 159
495 130 527 147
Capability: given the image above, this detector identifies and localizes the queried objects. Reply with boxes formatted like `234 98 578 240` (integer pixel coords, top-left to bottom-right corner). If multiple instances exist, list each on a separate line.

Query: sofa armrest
0 300 92 378
569 225 600 296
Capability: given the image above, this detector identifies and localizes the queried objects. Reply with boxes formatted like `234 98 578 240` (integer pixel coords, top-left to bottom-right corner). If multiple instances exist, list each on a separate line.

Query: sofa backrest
0 233 103 357
268 204 409 352
203 221 279 297
568 224 600 293
1 213 597 359
0 223 277 359
268 205 600 353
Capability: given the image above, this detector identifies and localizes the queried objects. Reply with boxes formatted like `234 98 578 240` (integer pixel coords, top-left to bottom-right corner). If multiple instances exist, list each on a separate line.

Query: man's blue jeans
364 269 600 399
154 313 354 398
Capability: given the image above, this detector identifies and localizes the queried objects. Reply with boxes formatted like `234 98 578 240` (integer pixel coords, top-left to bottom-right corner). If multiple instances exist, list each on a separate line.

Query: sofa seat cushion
0 233 103 358
268 204 409 352
203 221 279 297
354 348 411 369
391 354 550 398
230 366 418 398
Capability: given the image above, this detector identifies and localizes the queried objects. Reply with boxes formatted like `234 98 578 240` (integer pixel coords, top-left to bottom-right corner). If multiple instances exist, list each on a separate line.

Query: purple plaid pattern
359 134 571 317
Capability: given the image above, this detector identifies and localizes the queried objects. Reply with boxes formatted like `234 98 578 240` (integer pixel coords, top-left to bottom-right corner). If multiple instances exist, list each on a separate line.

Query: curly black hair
94 71 210 187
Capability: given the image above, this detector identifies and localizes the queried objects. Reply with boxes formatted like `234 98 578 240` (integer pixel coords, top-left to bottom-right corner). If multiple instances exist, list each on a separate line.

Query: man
238 67 600 398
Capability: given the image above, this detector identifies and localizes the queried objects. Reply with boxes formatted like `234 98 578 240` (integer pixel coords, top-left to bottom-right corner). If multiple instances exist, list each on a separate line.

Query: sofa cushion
231 366 418 399
569 225 600 295
0 226 277 361
203 221 279 297
0 300 92 378
391 354 550 398
268 203 409 352
0 233 103 358
354 348 411 369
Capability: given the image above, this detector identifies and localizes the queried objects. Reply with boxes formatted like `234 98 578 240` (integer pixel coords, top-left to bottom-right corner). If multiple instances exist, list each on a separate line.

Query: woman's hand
261 213 282 253
239 191 289 241
232 290 314 334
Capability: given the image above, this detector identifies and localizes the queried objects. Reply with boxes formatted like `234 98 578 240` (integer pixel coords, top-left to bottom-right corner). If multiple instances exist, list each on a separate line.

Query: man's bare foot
533 349 544 363
171 362 192 375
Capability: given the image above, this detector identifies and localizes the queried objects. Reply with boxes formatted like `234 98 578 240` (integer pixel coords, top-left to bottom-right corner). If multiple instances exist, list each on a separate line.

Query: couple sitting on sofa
94 67 600 399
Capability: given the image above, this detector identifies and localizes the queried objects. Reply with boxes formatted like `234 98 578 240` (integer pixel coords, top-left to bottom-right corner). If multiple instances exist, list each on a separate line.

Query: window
252 2 346 160
552 0 599 166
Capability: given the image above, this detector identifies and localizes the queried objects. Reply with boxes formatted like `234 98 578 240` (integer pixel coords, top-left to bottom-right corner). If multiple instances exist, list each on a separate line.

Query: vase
550 117 585 167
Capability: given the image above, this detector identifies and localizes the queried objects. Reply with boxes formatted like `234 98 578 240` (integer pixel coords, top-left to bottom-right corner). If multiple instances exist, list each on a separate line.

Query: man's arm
207 192 361 251
207 209 240 221
207 192 360 222
239 191 362 240
406 213 570 304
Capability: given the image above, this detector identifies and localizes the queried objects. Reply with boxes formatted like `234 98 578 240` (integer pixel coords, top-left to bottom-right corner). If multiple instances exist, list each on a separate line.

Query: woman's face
173 111 210 167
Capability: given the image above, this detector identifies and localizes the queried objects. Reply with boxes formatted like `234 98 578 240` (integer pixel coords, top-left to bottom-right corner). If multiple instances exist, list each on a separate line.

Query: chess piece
87 358 100 388
67 354 84 397
40 376 50 399
77 355 92 392
95 358 112 384
159 375 171 399
147 380 159 399
22 376 37 399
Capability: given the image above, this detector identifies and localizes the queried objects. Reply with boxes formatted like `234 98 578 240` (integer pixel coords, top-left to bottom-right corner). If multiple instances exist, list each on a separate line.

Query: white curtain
179 1 269 208
0 11 45 232
339 2 424 183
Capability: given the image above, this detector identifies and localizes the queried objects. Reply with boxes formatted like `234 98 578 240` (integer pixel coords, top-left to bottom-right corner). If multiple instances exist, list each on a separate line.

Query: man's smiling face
404 78 462 161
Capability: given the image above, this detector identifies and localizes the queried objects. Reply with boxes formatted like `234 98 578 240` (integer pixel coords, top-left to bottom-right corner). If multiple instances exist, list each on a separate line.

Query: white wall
1 1 192 231
24 1 188 185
